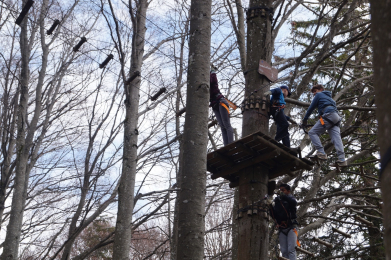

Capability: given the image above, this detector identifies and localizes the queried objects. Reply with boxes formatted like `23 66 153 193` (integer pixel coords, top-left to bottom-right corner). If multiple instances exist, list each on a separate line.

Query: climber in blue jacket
302 84 346 166
264 86 296 148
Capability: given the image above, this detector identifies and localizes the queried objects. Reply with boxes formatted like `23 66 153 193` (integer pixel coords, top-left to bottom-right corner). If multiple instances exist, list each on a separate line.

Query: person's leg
273 109 290 147
213 106 228 146
324 113 345 162
308 120 327 155
287 229 297 260
279 230 289 258
218 100 234 145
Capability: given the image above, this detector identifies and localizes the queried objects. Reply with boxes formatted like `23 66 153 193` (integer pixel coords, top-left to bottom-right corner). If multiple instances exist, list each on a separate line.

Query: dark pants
213 99 234 146
271 107 290 148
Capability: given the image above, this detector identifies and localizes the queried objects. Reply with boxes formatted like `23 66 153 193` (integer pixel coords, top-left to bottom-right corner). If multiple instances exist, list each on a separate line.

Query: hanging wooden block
245 97 249 110
47 19 60 35
150 87 167 101
249 95 255 109
73 37 87 52
247 201 252 216
238 203 243 218
262 96 267 110
176 107 186 117
313 237 333 248
15 0 34 25
255 97 260 109
332 227 351 238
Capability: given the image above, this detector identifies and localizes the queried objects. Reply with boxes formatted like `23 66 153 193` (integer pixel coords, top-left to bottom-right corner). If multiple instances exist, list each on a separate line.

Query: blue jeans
308 112 345 161
212 98 233 146
279 228 297 260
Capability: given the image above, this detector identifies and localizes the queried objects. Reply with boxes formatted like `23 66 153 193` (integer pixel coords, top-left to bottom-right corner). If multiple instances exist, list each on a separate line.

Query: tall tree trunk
171 13 189 260
370 1 391 259
175 0 211 258
237 0 272 259
1 1 31 258
112 0 148 258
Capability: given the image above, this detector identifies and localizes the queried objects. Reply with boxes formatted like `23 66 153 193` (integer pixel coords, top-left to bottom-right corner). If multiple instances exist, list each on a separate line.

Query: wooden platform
207 131 314 184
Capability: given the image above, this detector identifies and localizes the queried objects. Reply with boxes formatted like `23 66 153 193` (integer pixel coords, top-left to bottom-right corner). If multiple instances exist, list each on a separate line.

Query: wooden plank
235 141 259 157
211 150 280 179
254 135 313 170
213 152 235 167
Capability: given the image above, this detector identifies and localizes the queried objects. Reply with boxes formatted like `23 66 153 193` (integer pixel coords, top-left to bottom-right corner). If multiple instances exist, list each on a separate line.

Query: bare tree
175 0 211 259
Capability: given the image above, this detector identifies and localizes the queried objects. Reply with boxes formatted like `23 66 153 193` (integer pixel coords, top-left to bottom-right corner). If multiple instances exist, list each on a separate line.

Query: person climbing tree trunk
175 0 211 258
370 0 391 258
236 0 273 259
112 0 148 259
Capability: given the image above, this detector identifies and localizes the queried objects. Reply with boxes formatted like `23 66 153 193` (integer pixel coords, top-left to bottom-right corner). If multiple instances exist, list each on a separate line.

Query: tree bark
370 1 391 259
237 1 272 259
175 0 211 258
112 0 148 259
1 0 33 258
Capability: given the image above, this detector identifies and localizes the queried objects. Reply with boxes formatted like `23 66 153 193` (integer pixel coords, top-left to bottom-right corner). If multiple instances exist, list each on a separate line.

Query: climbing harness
271 103 286 118
220 102 230 114
320 115 341 129
226 98 238 110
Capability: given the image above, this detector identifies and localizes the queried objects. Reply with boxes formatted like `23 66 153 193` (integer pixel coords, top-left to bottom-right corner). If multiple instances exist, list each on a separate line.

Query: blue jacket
270 88 286 106
303 91 338 120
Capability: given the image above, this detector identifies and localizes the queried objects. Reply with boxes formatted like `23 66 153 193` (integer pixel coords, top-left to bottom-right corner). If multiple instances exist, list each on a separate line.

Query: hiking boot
332 160 347 167
316 151 327 160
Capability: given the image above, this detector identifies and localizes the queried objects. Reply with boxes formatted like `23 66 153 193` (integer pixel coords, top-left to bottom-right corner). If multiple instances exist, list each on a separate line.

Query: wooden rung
354 215 374 226
313 237 333 248
247 201 252 216
332 227 351 238
296 247 315 257
278 256 289 260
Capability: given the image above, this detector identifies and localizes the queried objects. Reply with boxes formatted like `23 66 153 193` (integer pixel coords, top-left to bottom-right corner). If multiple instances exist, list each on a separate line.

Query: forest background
0 0 381 259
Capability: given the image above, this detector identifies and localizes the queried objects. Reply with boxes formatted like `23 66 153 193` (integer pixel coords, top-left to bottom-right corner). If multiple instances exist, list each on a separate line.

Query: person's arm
303 94 319 120
270 88 282 100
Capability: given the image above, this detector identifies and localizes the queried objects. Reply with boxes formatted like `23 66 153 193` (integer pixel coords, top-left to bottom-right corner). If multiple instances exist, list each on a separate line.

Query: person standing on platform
210 66 234 146
302 84 346 166
270 183 299 260
264 85 296 148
